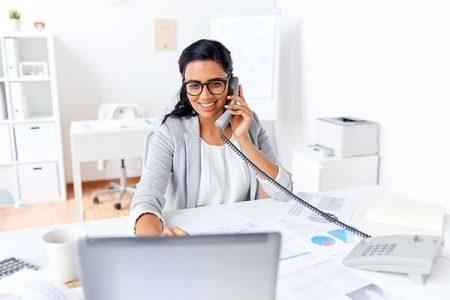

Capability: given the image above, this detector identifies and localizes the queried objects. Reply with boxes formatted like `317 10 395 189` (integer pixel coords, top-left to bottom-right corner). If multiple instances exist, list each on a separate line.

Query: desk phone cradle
0 257 39 279
218 111 444 284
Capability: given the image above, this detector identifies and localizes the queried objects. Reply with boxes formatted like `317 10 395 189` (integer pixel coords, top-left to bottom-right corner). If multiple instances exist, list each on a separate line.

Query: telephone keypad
362 243 397 256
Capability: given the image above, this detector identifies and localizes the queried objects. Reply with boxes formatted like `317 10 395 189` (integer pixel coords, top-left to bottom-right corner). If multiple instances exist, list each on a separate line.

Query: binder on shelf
10 82 29 120
5 38 20 78
0 83 7 119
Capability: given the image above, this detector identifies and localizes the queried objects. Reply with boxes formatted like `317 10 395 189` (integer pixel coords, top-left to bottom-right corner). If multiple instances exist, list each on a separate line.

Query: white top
197 136 251 206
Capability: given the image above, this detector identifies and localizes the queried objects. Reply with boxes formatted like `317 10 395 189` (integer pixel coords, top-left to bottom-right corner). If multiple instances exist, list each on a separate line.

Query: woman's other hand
160 227 189 236
135 213 188 237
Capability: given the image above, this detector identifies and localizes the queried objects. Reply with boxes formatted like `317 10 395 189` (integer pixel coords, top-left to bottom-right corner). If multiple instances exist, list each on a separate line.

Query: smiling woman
131 39 293 237
183 61 229 118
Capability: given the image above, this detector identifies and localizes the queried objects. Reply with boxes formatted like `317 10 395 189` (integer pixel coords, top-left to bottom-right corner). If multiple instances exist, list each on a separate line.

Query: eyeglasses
183 77 229 96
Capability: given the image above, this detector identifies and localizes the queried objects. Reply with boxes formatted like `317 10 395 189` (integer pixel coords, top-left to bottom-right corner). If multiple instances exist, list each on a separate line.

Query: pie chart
328 229 354 243
311 236 336 246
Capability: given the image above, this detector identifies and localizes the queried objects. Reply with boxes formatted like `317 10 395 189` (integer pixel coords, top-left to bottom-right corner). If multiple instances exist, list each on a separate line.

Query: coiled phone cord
220 134 371 239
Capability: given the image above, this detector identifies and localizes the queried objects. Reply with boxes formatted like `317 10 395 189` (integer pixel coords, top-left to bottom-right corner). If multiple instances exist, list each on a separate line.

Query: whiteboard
210 10 280 120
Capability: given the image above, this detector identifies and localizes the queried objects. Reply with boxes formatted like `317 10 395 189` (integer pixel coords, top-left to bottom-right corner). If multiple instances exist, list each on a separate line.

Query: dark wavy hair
162 39 233 123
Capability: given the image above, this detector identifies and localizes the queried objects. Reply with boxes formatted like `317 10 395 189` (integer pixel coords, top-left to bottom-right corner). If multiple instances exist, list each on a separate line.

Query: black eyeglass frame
183 76 230 96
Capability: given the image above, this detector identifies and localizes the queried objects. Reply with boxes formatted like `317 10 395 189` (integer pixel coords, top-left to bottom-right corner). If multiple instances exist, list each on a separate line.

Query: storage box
316 117 379 157
291 147 379 193
14 123 57 161
18 162 60 203
0 125 13 164
0 166 19 205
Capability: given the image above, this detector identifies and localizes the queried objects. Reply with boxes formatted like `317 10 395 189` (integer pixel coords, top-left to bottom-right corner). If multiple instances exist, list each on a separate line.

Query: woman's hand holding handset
226 85 253 141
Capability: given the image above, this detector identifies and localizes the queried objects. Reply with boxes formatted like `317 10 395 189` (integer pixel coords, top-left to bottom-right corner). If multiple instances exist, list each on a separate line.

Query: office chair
93 158 136 209
92 103 141 210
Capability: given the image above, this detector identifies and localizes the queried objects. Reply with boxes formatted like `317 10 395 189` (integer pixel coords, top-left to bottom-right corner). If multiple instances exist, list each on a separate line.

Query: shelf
1 32 50 39
12 116 54 124
1 160 60 167
0 156 59 167
16 159 58 166
8 77 51 82
0 162 14 167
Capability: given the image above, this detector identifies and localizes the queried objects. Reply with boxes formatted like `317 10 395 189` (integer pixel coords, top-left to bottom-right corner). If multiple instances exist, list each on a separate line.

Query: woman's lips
198 101 216 112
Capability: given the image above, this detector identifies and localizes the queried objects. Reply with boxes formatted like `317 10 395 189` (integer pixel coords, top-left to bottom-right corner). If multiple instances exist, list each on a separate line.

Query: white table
70 118 158 220
1 186 449 299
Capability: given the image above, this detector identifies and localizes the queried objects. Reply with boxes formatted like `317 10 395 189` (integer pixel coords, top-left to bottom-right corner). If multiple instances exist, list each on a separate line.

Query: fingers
161 226 189 237
225 104 253 120
227 95 248 108
225 103 251 113
171 227 189 236
227 85 250 109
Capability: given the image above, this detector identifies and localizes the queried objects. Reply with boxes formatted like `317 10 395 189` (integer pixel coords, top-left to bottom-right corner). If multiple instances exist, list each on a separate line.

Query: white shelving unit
0 32 66 206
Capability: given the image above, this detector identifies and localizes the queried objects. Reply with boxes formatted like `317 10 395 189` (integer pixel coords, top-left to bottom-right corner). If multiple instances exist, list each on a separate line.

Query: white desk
70 119 158 220
0 186 449 299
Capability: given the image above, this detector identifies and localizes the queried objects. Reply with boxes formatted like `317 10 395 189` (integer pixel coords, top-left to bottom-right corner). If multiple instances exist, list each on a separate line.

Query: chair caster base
93 197 100 204
114 203 121 210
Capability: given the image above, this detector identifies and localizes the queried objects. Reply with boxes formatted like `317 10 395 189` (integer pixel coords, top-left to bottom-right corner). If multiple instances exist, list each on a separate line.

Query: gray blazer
130 113 293 220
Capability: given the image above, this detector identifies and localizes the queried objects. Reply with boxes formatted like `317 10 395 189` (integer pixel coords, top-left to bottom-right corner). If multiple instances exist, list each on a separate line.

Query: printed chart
328 229 355 244
311 236 336 247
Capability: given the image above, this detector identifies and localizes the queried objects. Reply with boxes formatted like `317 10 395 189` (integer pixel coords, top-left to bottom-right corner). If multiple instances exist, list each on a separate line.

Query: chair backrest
97 103 141 121
96 103 142 170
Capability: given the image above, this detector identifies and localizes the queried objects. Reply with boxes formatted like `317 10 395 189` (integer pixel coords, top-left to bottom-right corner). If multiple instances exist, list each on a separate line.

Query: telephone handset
215 77 239 131
214 78 444 284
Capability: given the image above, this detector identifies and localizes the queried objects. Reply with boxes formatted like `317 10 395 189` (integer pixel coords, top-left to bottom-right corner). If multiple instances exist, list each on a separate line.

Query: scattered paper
284 193 359 224
0 269 79 300
278 260 374 300
271 216 361 259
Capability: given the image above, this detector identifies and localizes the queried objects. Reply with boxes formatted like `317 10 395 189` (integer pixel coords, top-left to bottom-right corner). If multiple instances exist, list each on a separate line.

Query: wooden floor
0 178 139 232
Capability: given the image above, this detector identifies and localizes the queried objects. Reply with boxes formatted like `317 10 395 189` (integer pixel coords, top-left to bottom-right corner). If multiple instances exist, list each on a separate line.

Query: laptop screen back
78 233 280 300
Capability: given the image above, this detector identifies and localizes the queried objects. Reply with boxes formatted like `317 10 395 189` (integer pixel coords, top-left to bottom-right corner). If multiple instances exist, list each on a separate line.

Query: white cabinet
0 166 19 204
18 162 59 203
292 147 379 193
0 125 13 163
0 33 66 205
14 123 57 161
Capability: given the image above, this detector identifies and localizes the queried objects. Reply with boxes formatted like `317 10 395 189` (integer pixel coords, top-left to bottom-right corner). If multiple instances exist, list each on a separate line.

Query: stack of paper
364 195 445 235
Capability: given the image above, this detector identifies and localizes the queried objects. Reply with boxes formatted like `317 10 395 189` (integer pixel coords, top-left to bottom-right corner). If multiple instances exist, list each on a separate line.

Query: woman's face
183 60 229 121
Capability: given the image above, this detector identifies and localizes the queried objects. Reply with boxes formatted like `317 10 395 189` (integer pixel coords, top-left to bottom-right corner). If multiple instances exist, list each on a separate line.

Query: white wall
0 0 275 181
2 1 449 209
276 0 450 208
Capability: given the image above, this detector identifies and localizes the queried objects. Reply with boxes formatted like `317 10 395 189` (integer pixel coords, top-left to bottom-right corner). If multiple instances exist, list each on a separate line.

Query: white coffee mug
42 227 87 283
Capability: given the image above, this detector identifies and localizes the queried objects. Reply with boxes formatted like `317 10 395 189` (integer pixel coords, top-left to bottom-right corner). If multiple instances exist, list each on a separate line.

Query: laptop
77 233 281 300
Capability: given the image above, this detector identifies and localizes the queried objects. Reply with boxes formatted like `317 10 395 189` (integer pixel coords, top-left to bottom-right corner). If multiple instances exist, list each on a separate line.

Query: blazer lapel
185 117 200 208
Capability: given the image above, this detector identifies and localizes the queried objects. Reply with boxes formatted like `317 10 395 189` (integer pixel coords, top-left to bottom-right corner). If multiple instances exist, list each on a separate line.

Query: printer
314 117 380 157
